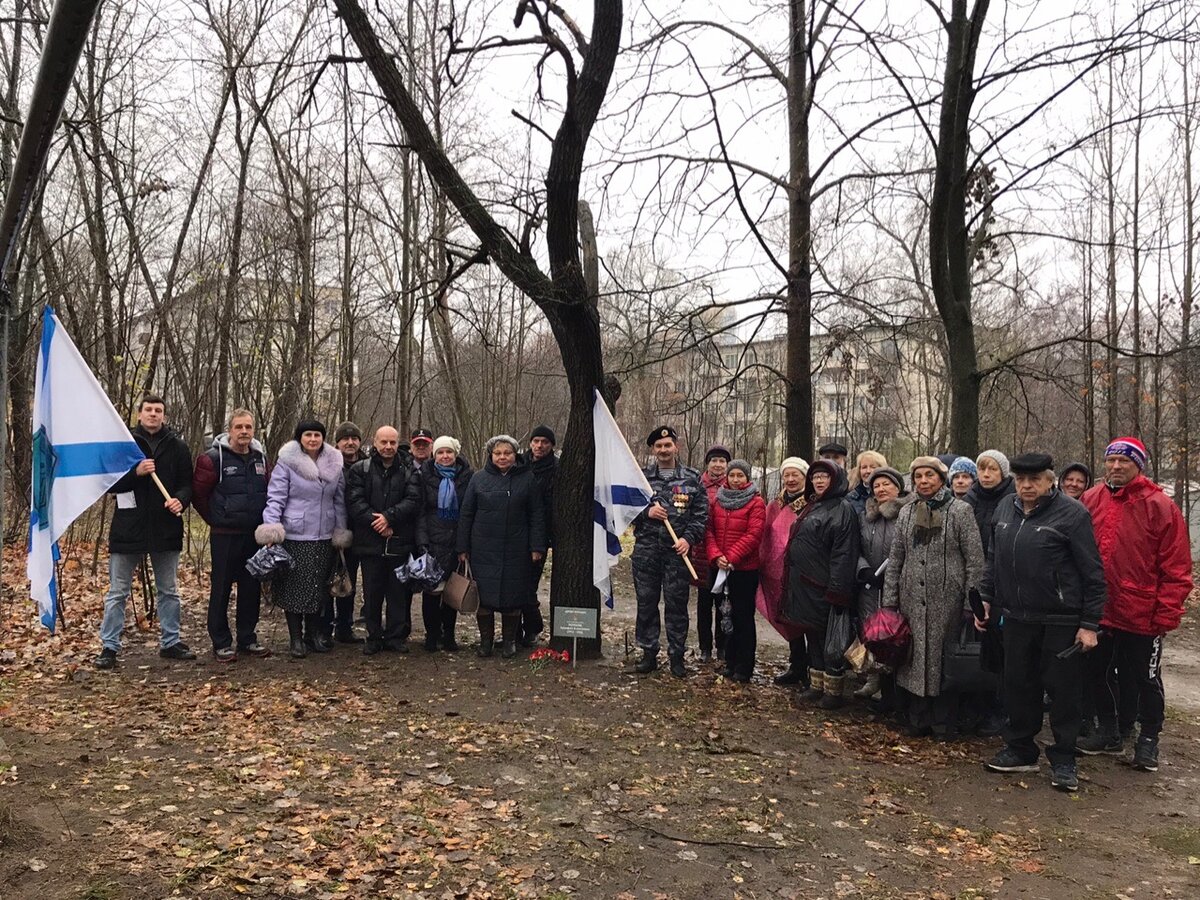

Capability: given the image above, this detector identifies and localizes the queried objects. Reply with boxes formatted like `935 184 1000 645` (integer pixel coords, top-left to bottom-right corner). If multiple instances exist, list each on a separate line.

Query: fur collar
278 440 343 482
865 492 914 523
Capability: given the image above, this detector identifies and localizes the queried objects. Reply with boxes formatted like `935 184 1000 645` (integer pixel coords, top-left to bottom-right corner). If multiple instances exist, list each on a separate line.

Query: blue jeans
99 551 182 651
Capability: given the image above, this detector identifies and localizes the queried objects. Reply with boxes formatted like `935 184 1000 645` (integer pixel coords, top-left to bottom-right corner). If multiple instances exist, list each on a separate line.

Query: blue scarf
436 463 459 520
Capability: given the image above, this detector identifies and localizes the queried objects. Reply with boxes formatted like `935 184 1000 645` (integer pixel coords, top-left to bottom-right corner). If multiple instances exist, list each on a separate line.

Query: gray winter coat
856 493 914 622
881 496 985 697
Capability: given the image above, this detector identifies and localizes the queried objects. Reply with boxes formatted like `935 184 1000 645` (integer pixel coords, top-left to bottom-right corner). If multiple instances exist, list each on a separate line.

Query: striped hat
1104 437 1148 471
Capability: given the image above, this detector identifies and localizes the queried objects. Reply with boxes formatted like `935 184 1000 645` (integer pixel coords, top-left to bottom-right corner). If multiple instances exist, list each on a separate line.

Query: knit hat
948 457 977 479
432 435 461 455
485 434 520 457
976 449 1010 478
910 455 948 482
530 424 556 446
704 443 732 464
727 458 752 478
1105 436 1148 471
293 418 327 443
779 456 809 476
333 421 361 443
1011 452 1054 475
868 466 905 493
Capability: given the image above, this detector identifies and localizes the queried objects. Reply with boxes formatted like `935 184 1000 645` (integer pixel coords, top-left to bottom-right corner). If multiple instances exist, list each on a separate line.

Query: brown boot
797 668 825 703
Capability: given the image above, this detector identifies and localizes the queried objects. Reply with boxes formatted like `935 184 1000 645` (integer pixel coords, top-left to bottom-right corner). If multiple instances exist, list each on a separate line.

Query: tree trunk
928 0 989 456
786 0 814 459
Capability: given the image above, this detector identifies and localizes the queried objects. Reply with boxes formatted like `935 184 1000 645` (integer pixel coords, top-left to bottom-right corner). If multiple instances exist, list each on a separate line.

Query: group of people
90 396 1193 792
93 396 557 668
630 429 1193 792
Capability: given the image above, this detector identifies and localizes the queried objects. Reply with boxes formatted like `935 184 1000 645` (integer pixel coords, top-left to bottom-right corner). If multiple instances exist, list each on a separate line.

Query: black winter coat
346 451 421 558
981 488 1107 630
524 450 558 547
107 425 193 554
457 458 548 611
782 466 861 631
964 477 1015 557
414 456 474 573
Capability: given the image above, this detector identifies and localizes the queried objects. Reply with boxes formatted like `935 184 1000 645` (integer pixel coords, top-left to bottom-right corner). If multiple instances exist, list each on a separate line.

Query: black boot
500 615 519 659
669 654 687 678
634 649 658 674
442 607 460 651
286 613 307 659
476 613 495 657
304 615 330 653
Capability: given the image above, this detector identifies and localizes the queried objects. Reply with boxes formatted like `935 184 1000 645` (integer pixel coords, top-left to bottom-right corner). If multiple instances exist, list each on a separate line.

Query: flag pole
662 518 700 582
149 472 180 515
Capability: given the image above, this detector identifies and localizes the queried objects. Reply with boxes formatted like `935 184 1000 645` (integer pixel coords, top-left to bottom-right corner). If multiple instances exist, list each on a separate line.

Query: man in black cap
818 441 848 469
409 428 434 475
979 452 1107 793
520 425 558 646
631 426 707 677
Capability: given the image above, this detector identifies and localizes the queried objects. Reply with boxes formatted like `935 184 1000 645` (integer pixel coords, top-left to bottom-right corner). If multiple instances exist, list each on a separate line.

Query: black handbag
941 621 1000 694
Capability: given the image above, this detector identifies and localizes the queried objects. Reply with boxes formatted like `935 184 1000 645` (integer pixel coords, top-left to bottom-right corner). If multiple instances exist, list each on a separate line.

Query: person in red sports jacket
1078 436 1194 772
705 459 767 683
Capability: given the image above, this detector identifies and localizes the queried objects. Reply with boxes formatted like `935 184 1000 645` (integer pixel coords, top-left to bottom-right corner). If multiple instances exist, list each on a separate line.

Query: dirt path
2 557 1199 899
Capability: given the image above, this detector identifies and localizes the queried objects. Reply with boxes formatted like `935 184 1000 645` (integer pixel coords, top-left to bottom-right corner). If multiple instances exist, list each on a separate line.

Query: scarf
435 462 459 520
912 486 953 547
717 483 759 511
779 489 805 513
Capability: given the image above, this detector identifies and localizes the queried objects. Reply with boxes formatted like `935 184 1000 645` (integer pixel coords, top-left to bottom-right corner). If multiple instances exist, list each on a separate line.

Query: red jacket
1082 476 1193 636
705 494 767 571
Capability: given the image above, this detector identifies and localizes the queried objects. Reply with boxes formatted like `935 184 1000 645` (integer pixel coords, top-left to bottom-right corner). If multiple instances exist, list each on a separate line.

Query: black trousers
206 532 262 650
1002 619 1083 766
359 555 412 644
1091 628 1166 739
521 555 547 640
321 549 358 635
719 570 759 678
421 592 459 643
696 586 727 656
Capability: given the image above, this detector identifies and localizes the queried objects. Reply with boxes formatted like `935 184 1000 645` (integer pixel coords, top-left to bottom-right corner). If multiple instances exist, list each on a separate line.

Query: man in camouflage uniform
632 426 708 678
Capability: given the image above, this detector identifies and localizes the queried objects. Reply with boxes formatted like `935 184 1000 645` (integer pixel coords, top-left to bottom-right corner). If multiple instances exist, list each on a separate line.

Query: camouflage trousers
632 543 692 658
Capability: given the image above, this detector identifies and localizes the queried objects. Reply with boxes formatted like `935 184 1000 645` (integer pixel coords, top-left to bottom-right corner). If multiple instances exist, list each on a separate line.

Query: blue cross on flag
28 307 145 630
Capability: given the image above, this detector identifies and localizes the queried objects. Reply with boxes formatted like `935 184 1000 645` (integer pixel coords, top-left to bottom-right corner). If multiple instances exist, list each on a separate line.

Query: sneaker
985 748 1039 773
160 642 197 661
241 643 272 658
1078 731 1124 756
214 647 237 663
1132 735 1159 772
1050 762 1079 792
95 647 118 670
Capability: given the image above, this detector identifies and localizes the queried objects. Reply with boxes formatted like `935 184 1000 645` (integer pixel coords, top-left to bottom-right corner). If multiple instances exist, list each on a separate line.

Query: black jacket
964 476 1015 557
457 458 548 611
345 450 421 558
524 449 558 547
107 425 193 554
981 488 1107 630
414 456 474 573
632 463 708 550
782 466 861 630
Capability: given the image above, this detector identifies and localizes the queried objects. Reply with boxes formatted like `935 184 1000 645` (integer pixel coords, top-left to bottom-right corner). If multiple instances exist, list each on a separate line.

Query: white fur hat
432 435 461 455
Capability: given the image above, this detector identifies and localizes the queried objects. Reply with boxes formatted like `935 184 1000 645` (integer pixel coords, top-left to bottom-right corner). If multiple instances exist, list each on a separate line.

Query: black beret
646 425 678 447
1010 452 1054 475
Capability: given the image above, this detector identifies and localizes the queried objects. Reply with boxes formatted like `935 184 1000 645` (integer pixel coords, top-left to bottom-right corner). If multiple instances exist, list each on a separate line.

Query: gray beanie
976 449 1011 478
727 458 753 478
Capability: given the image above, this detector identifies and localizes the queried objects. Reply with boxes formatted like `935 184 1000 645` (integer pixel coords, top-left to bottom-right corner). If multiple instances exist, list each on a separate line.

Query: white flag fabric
28 307 145 630
593 388 652 608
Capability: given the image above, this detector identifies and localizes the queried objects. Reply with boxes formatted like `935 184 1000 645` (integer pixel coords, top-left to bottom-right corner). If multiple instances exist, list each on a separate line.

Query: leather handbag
442 560 480 613
328 550 353 598
941 621 1000 694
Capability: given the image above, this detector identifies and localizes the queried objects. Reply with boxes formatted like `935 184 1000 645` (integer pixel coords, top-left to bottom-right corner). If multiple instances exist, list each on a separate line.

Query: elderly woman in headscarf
756 457 812 687
257 419 353 658
854 466 913 702
457 434 547 658
846 450 888 515
881 456 985 739
704 458 766 682
782 459 861 710
413 435 474 652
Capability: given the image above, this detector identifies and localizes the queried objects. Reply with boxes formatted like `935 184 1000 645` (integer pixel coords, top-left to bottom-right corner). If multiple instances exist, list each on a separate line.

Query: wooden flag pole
663 518 699 582
149 472 181 516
